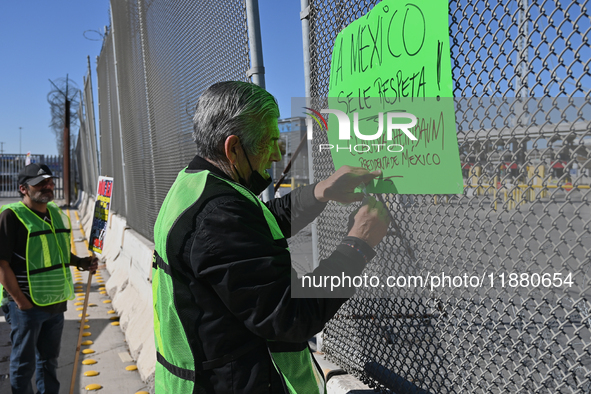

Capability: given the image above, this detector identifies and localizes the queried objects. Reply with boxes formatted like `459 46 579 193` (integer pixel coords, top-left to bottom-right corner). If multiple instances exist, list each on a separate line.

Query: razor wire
309 0 591 393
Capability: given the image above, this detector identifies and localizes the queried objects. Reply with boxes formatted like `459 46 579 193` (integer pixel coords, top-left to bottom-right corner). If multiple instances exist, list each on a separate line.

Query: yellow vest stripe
40 234 52 268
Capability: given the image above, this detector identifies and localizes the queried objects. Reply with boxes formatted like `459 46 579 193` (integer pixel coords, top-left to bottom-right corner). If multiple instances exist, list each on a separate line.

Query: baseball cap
18 163 59 186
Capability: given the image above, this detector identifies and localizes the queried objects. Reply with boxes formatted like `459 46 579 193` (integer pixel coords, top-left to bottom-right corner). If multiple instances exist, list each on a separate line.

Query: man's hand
0 259 35 310
347 196 390 248
16 298 34 311
79 256 99 274
314 166 382 204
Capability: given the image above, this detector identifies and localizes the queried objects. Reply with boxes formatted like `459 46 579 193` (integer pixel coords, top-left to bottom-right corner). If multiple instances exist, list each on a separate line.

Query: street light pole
19 127 22 154
64 99 71 206
64 78 71 207
245 0 274 202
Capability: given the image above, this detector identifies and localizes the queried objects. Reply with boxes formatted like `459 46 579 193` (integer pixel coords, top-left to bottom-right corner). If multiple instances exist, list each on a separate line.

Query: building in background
273 117 309 189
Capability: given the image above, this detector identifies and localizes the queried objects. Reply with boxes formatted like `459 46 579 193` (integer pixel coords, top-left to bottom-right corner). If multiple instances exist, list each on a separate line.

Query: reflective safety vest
152 169 325 394
0 201 74 306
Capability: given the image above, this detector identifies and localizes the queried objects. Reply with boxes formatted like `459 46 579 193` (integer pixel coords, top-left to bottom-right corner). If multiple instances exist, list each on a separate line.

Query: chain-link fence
77 58 100 199
97 19 127 219
309 0 591 392
80 0 591 391
91 0 251 241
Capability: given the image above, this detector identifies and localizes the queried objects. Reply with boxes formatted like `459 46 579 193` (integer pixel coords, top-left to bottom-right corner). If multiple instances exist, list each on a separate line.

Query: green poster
322 0 463 194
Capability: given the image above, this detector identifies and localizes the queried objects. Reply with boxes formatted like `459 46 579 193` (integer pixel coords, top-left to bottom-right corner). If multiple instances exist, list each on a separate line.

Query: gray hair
192 81 280 160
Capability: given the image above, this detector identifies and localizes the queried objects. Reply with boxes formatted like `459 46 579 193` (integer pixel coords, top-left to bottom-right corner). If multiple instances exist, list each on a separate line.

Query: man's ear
19 184 28 196
224 135 241 165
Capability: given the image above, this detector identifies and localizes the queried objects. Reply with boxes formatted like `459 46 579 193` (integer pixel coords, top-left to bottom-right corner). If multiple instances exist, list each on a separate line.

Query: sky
0 1 305 156
3 1 587 158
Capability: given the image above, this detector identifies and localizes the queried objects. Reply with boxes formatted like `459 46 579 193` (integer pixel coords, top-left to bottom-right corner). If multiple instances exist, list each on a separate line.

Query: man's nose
271 144 282 162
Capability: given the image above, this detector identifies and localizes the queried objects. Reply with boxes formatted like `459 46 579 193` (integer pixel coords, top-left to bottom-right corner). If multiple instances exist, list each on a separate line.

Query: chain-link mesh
78 59 100 197
310 0 591 392
97 30 121 213
94 0 251 240
109 0 155 239
77 81 99 198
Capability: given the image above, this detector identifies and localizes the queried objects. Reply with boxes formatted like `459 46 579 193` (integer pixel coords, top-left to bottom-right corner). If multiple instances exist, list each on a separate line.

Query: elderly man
0 163 97 394
152 81 389 393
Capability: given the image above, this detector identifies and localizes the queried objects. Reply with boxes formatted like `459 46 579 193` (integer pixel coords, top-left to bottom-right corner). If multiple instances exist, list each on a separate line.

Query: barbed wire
47 77 80 153
83 29 108 42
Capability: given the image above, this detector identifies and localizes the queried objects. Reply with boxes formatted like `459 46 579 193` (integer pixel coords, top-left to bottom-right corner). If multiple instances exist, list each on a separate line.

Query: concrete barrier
79 191 95 240
326 374 374 393
79 193 156 387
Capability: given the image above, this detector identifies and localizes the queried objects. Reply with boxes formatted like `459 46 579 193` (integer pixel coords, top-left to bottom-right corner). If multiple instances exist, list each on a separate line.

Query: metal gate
0 154 65 200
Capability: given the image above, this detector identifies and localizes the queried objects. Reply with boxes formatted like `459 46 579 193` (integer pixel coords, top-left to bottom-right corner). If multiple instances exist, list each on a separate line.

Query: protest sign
321 0 463 194
89 176 113 254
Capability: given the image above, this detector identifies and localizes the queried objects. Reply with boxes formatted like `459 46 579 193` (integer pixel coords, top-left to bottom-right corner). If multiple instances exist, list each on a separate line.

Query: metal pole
245 0 266 89
19 127 22 155
64 97 71 206
300 0 318 265
109 6 129 216
300 0 322 351
96 55 102 176
137 0 159 215
86 56 100 191
246 0 274 201
79 90 90 196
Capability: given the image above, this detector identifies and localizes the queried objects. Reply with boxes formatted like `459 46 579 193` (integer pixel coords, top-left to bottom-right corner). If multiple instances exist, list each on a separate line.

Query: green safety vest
0 201 74 306
152 169 325 394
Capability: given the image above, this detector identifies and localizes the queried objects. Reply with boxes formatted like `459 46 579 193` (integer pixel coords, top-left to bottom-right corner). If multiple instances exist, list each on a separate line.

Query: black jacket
161 155 373 393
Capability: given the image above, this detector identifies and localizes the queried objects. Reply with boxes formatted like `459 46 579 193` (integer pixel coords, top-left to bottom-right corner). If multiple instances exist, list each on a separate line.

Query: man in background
0 163 97 394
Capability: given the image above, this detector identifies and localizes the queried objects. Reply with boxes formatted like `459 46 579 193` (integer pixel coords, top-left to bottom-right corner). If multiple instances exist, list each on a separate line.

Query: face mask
234 145 272 195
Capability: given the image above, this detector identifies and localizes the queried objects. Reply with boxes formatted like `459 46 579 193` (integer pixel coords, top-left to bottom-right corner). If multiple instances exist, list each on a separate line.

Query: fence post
301 0 322 352
85 56 100 192
136 0 159 221
245 0 266 89
109 5 129 216
245 0 274 203
64 97 71 206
